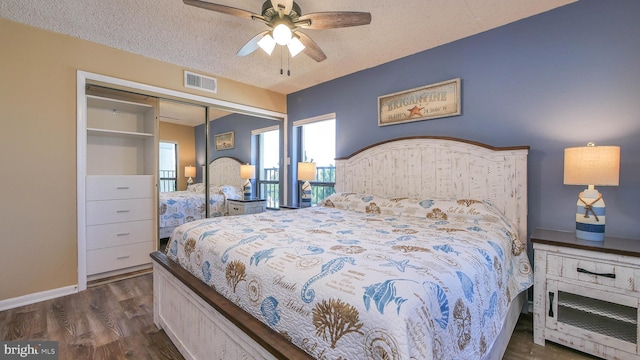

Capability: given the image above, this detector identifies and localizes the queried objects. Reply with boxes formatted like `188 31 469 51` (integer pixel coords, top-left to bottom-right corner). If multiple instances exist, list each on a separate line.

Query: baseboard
0 285 78 312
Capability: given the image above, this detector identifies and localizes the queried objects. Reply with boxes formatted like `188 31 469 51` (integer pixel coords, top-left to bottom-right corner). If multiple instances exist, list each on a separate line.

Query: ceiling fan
183 0 372 62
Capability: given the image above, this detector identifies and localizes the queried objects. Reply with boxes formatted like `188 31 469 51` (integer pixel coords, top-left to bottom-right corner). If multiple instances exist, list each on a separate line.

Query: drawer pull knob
117 255 130 260
548 292 554 318
116 210 130 213
116 186 130 190
577 267 616 279
116 232 130 236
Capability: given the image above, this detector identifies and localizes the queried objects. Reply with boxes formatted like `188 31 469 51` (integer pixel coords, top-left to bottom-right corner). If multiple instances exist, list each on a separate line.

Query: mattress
165 193 533 359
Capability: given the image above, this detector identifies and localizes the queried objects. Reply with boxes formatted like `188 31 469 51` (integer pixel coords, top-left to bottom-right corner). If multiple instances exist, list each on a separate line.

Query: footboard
151 251 312 360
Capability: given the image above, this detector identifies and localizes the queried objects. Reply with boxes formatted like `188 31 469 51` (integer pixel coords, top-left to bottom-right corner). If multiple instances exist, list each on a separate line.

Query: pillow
318 192 358 210
211 185 243 200
187 183 206 192
320 192 503 222
319 193 403 214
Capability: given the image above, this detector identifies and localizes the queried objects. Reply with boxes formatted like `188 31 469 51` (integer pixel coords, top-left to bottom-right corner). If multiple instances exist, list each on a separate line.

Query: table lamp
564 143 620 241
185 165 196 185
240 164 255 200
298 162 316 207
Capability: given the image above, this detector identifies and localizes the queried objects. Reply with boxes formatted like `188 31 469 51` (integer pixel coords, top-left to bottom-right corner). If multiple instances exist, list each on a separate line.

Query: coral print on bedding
165 192 533 359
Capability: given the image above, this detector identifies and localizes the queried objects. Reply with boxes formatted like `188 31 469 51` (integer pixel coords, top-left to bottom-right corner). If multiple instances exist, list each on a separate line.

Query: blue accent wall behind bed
286 0 640 240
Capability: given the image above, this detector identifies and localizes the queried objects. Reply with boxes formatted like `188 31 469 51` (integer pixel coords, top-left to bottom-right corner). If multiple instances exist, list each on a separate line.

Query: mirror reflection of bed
158 157 244 244
158 99 283 252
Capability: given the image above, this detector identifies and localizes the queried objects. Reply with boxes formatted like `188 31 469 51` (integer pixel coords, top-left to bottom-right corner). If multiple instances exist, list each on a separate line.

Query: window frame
293 113 337 205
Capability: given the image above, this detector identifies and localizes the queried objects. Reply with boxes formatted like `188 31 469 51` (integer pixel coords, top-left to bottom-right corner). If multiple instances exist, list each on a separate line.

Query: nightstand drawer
227 199 266 216
547 253 636 292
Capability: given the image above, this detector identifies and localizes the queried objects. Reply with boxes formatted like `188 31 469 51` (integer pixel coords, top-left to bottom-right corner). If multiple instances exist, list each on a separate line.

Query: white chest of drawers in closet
79 93 158 285
85 175 155 276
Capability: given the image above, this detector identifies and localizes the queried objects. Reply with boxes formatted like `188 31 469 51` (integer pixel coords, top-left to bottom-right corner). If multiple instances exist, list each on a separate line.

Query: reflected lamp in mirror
240 164 255 200
564 143 620 241
298 162 316 208
185 165 196 185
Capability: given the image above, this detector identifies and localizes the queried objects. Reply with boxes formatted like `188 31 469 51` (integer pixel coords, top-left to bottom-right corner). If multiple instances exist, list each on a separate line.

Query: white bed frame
152 136 529 360
207 156 245 191
159 157 244 239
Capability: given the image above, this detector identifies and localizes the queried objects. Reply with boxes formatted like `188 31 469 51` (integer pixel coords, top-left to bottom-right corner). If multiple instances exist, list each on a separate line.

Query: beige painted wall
159 122 196 191
0 18 285 301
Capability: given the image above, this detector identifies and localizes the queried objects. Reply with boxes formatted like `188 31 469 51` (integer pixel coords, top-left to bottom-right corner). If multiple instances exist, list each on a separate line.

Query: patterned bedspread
159 184 243 229
165 193 533 359
158 191 225 228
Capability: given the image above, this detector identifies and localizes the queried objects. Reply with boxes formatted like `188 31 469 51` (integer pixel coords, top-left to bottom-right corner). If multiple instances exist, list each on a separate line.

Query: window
254 127 280 208
159 142 177 192
295 115 336 205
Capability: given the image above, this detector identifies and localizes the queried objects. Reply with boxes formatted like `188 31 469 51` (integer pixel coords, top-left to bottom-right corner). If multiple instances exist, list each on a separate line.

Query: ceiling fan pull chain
287 53 291 76
280 47 284 75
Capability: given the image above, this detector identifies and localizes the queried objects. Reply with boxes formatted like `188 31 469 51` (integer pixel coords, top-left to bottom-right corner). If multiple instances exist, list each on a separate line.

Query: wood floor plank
0 273 601 359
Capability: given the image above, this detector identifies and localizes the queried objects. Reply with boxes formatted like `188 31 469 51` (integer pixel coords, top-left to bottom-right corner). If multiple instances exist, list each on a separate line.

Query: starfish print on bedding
381 258 419 272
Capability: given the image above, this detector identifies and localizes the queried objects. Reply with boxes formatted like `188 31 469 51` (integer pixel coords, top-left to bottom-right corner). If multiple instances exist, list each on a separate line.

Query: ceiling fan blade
237 30 271 57
183 0 258 20
295 32 327 62
297 12 372 29
270 0 293 18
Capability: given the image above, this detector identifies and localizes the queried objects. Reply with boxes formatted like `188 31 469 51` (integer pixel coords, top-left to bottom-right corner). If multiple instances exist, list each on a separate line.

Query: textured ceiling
1 0 575 95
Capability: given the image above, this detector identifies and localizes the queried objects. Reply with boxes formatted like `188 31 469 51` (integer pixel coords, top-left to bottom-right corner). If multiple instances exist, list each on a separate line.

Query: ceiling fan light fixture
287 36 305 57
272 23 292 45
257 34 276 55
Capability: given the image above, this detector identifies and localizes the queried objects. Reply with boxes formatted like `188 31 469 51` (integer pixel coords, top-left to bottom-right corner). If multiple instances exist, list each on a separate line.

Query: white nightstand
227 198 267 216
532 228 640 359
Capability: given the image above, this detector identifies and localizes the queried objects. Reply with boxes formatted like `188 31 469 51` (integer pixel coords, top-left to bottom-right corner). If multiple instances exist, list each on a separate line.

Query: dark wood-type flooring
0 273 600 359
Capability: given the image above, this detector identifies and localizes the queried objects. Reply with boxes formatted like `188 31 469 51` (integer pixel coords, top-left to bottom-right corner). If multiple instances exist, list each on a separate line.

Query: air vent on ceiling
184 71 217 93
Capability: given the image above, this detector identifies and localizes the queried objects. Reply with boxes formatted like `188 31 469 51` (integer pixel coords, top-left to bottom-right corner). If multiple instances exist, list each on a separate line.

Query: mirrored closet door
77 71 287 290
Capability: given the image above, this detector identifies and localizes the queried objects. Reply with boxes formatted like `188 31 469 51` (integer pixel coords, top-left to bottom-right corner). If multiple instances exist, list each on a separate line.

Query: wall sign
378 78 461 126
214 131 234 150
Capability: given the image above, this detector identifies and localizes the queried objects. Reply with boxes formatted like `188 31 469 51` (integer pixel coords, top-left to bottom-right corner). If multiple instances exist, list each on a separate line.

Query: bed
151 136 532 359
159 157 245 238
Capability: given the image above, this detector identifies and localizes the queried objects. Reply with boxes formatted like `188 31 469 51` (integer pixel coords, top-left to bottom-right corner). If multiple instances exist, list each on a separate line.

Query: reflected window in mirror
159 141 178 192
254 127 280 208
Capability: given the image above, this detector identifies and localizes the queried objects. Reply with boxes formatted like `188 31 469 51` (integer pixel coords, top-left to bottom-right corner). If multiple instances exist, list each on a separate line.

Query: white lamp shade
257 34 276 55
564 145 620 186
240 164 256 179
297 162 316 181
287 36 305 57
184 166 196 178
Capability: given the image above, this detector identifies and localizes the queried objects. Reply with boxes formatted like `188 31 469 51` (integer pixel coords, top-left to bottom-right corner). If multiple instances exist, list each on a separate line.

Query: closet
81 91 157 282
76 70 287 290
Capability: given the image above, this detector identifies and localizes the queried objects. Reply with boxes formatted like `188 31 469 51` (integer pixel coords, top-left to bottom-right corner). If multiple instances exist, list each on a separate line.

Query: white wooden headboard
208 157 245 189
335 137 529 242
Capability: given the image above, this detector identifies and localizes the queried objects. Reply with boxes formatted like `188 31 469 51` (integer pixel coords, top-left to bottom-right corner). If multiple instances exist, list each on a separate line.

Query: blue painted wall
194 113 281 182
287 0 640 240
